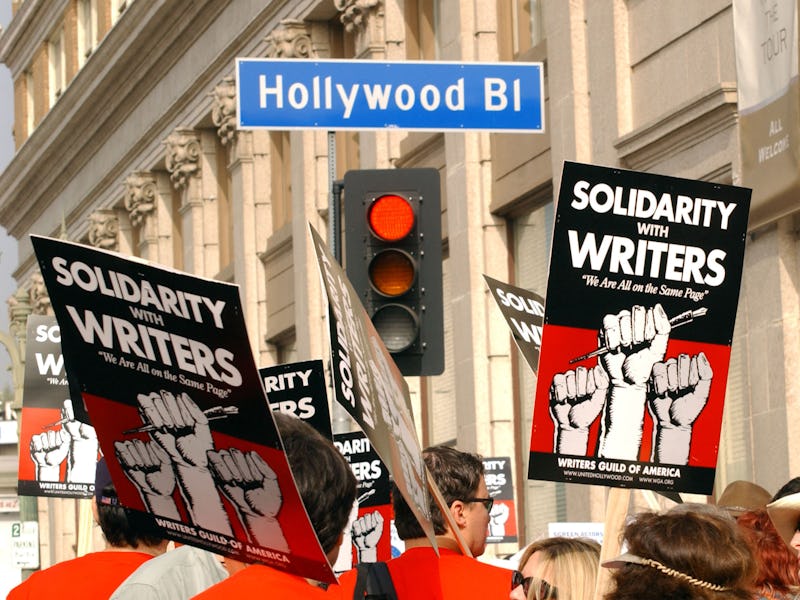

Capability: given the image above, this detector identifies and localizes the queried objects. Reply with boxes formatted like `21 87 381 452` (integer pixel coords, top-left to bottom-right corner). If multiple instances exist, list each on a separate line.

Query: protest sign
484 275 544 374
309 224 437 548
528 162 750 494
332 431 392 572
31 236 336 583
483 457 517 544
262 360 332 440
17 315 97 498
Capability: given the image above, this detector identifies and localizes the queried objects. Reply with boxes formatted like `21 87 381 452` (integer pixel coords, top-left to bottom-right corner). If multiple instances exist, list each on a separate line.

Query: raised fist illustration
352 511 383 563
488 501 510 538
115 439 177 499
648 352 713 465
597 303 671 460
30 429 69 482
550 365 608 455
209 448 288 551
61 399 98 484
136 391 213 469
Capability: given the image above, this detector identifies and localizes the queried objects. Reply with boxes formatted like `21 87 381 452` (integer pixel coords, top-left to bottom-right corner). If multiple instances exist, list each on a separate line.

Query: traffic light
344 168 444 376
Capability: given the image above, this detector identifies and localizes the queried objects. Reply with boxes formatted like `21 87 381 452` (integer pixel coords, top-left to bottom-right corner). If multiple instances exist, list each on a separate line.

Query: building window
215 137 233 271
498 0 544 60
269 132 292 232
405 0 439 60
512 198 564 538
25 70 34 135
48 25 66 105
426 252 455 445
77 0 98 67
110 0 128 25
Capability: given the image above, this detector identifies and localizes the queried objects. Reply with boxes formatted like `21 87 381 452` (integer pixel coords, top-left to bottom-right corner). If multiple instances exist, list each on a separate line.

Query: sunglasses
462 497 494 511
511 570 557 599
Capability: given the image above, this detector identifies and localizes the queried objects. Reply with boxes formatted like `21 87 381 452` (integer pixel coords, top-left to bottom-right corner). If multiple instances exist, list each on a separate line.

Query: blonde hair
518 537 601 600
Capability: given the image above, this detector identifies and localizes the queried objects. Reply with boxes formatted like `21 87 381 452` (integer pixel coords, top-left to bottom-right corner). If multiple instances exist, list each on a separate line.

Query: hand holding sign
648 352 713 465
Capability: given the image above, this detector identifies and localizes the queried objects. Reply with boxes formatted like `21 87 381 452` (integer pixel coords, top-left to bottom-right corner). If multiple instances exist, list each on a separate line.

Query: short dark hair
273 412 357 554
772 477 800 502
607 509 756 600
393 445 484 539
96 482 163 548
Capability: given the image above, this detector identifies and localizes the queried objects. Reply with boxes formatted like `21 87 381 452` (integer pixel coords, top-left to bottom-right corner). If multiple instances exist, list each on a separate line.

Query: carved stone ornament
164 129 201 190
29 273 52 316
334 0 381 33
8 287 32 338
124 171 157 227
265 19 313 58
88 210 119 251
212 77 237 145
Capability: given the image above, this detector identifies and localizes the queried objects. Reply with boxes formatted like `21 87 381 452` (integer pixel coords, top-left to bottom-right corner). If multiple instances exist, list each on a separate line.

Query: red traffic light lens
372 304 419 352
368 194 414 241
369 250 415 297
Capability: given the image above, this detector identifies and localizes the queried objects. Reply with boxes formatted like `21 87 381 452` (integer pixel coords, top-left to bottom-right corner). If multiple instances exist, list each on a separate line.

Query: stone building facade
0 0 797 567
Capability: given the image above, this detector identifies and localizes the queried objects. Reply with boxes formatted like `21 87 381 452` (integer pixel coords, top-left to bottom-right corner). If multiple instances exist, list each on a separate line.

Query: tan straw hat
767 491 800 549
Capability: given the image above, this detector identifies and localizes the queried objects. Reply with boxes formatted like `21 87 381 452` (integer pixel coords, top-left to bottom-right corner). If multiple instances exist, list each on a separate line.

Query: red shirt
193 564 329 599
7 551 154 600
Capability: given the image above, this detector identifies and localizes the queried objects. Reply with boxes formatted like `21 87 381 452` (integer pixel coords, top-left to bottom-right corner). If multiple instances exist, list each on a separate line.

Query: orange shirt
7 551 154 600
193 564 329 599
329 546 511 600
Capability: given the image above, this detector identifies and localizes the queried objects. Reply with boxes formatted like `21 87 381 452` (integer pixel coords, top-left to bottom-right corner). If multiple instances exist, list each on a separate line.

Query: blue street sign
236 59 544 132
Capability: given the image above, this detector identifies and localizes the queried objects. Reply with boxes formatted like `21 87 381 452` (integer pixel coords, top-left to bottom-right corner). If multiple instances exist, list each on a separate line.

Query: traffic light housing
344 168 444 376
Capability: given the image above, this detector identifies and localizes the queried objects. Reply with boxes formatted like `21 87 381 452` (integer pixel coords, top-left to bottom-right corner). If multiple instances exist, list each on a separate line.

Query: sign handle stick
593 487 630 600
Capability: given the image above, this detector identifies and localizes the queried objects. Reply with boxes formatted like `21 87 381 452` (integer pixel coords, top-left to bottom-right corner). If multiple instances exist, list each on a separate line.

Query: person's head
736 509 800 596
772 477 800 502
767 491 800 557
93 457 165 550
272 412 357 564
603 508 756 600
392 445 490 557
510 537 600 600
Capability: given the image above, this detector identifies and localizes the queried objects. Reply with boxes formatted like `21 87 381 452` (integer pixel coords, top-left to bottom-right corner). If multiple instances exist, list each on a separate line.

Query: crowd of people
7 418 800 600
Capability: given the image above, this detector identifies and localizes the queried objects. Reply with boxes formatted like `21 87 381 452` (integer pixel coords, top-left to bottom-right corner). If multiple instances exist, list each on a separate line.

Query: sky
0 0 22 394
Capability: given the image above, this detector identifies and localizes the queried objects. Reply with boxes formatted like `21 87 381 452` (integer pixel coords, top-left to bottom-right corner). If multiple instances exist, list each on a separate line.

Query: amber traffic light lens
372 304 419 352
369 249 415 297
368 194 415 241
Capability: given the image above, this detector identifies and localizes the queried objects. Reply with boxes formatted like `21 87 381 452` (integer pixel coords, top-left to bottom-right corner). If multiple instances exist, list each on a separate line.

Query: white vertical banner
734 0 800 228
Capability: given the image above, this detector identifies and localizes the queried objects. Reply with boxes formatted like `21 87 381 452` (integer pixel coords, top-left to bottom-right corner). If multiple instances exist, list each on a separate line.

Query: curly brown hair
605 508 756 600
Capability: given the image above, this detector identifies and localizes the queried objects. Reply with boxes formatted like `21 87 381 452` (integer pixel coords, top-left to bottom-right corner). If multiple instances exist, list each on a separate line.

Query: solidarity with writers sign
237 59 544 132
529 162 750 495
17 315 98 498
31 236 336 583
309 224 437 548
484 275 544 374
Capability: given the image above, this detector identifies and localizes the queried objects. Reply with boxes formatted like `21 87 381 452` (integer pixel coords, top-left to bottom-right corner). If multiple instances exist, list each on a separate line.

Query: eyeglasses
511 570 557 599
462 497 494 511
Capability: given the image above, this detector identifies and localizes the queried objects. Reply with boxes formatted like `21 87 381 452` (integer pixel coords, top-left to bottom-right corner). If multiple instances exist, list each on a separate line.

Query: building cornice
0 0 71 76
